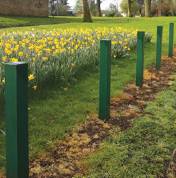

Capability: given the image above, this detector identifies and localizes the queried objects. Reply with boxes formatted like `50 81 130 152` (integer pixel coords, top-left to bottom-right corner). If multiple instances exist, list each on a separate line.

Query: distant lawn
0 16 145 28
0 17 175 172
0 16 175 30
0 16 82 28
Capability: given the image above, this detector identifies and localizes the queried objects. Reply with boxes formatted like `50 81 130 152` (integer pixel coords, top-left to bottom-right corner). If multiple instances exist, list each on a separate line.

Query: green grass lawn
85 76 176 178
0 17 175 172
0 16 82 28
0 16 136 28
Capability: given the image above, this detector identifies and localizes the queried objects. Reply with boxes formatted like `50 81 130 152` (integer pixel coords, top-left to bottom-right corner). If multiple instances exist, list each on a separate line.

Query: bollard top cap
137 31 145 34
137 31 145 37
4 62 28 66
100 39 111 42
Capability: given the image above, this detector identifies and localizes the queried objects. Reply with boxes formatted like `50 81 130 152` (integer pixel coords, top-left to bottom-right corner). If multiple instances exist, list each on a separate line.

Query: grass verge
85 76 176 178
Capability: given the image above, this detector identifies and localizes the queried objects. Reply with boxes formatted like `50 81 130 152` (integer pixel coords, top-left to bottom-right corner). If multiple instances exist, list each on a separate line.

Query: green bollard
99 40 111 120
5 62 29 178
156 26 163 70
136 31 145 87
168 23 174 57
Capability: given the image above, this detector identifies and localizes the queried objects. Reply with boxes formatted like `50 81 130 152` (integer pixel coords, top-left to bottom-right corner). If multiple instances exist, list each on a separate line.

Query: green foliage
120 0 141 16
74 0 83 15
49 0 69 16
105 3 121 17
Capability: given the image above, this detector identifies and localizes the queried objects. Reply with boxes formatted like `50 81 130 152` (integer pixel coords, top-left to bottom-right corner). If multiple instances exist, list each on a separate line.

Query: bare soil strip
1 54 176 178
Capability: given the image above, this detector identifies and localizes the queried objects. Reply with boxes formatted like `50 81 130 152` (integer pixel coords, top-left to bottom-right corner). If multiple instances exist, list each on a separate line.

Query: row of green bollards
3 23 175 178
99 22 174 120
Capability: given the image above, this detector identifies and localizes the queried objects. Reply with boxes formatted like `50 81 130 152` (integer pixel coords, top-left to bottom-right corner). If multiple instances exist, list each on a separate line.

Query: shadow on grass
0 16 144 29
0 16 82 28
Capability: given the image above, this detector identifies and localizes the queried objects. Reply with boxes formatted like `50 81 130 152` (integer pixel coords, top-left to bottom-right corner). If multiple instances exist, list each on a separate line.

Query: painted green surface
156 26 163 70
99 40 111 120
5 63 28 178
168 23 174 57
136 31 145 87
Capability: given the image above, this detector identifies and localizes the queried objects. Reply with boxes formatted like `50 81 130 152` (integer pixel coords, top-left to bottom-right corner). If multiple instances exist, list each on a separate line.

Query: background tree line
49 0 176 22
124 0 176 17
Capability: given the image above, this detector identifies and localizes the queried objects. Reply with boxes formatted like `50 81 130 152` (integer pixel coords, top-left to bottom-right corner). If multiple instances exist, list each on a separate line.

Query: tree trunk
170 0 174 16
82 0 92 22
127 0 132 17
144 0 151 17
56 0 59 16
158 0 162 16
97 0 102 17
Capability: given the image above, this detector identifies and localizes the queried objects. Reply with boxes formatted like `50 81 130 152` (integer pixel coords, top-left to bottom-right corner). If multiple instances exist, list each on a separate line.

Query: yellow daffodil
2 56 7 62
0 27 142 90
28 74 35 81
11 58 18 63
18 51 24 57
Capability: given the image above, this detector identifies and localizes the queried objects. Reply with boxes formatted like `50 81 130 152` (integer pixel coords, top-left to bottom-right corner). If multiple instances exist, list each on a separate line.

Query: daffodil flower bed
0 27 152 91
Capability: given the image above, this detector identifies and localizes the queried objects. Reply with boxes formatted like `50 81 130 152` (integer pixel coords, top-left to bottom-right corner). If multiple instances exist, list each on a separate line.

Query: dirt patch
0 172 4 178
30 116 112 178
